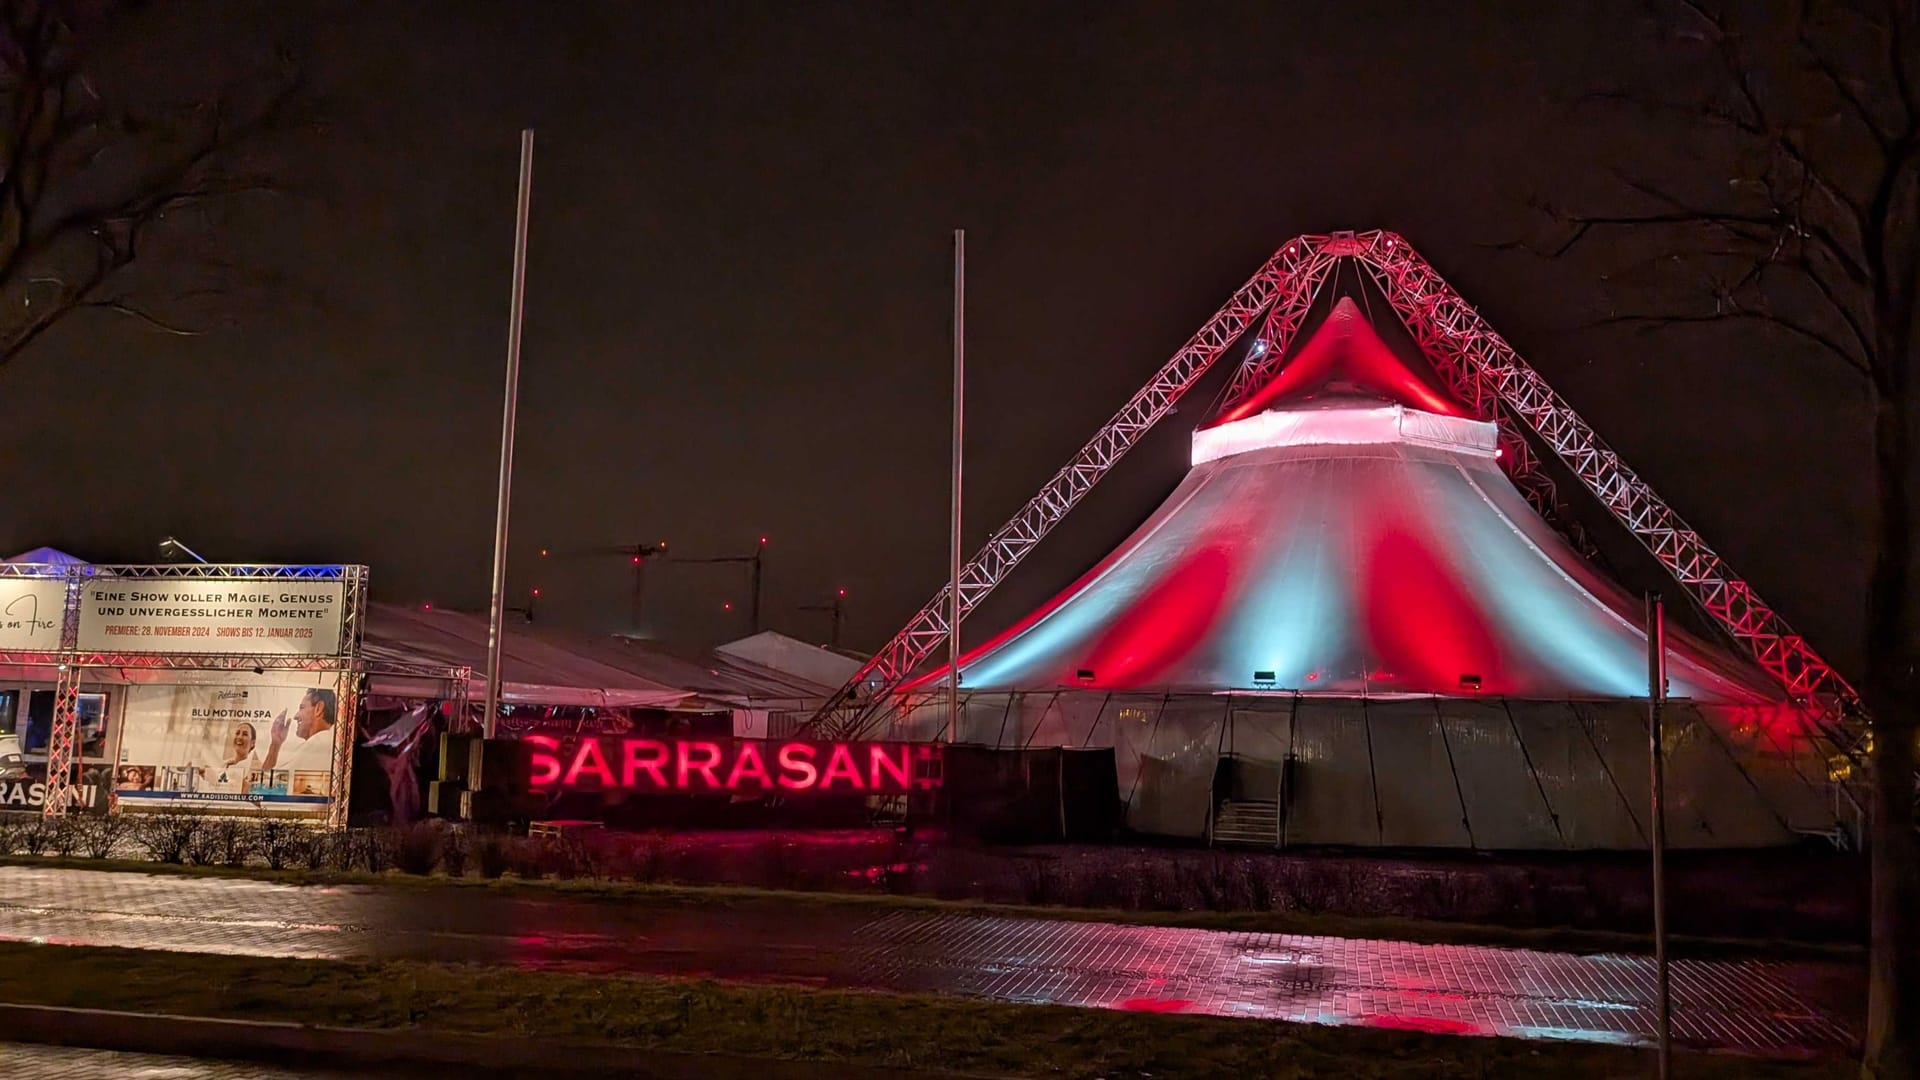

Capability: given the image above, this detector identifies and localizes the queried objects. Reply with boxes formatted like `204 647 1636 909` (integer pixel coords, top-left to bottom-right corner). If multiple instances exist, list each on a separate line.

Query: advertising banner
0 578 65 651
114 683 340 817
77 578 346 656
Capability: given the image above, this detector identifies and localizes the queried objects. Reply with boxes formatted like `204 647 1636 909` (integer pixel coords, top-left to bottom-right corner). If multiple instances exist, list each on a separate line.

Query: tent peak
1210 294 1465 425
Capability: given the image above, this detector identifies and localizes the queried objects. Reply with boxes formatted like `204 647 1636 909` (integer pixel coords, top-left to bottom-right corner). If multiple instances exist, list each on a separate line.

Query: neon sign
525 737 941 796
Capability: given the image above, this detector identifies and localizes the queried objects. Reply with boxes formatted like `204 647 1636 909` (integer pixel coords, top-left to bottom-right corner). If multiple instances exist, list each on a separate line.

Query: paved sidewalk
4 1043 410 1079
0 865 1860 1056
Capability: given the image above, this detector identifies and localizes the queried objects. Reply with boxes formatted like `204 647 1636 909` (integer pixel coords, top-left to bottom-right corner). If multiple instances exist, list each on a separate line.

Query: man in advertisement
264 688 337 776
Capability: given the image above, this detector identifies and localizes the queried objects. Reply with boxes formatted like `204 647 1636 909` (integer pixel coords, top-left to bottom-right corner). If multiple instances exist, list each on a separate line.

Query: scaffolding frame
3 562 370 823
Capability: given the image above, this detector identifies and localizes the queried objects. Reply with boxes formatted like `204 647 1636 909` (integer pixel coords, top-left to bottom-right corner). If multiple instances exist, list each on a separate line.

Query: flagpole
947 228 964 745
1647 591 1671 1079
483 129 534 739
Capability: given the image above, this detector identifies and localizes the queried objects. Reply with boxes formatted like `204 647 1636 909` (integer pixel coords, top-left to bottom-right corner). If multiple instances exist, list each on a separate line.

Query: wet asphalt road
0 865 1862 1056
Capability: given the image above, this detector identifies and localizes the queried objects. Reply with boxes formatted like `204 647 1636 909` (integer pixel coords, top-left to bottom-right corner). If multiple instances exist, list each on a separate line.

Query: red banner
526 736 941 796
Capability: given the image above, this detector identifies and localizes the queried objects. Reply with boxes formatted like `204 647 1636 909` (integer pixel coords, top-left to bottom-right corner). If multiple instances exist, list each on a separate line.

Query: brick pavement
0 865 1860 1056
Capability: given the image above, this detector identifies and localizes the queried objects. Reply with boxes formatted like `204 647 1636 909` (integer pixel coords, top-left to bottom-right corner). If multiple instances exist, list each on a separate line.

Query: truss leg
41 661 83 817
327 669 359 829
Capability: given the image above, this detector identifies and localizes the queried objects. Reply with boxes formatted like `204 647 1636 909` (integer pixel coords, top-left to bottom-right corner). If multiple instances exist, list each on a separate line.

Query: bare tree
1526 1 1916 1074
0 1 300 371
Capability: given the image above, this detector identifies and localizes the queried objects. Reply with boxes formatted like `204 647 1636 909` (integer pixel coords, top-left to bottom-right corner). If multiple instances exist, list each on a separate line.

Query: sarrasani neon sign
527 736 942 795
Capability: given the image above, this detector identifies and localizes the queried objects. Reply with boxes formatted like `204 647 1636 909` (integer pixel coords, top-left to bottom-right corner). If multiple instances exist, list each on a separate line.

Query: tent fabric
935 434 1778 702
3 547 87 566
364 604 692 708
716 630 865 690
363 605 838 710
1191 402 1497 466
1211 297 1468 424
887 690 1842 850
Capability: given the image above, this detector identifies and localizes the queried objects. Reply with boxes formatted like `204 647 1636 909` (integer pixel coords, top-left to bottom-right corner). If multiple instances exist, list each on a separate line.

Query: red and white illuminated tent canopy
937 299 1779 702
839 231 1851 849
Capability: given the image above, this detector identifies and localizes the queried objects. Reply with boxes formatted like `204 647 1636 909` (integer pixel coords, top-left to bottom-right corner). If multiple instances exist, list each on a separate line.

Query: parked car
0 735 24 780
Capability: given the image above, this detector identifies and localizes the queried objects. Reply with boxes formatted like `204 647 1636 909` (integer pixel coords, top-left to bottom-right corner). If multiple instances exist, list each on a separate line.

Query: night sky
0 2 1872 673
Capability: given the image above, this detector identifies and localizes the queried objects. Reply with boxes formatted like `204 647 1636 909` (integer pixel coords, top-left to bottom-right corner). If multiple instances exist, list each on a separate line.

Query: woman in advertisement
196 722 261 795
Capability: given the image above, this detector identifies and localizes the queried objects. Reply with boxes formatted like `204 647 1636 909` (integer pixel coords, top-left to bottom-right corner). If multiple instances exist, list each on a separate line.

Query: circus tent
891 298 1842 850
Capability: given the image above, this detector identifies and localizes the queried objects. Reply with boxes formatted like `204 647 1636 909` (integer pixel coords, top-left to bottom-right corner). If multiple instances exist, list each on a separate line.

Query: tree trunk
1864 380 1920 1080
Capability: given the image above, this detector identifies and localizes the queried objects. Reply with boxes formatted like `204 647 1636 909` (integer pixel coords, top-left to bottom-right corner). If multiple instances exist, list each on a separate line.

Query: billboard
113 683 340 817
0 578 65 651
526 736 943 796
77 578 346 656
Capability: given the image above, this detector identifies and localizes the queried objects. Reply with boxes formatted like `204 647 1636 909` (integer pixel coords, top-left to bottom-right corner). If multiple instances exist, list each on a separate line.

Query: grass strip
0 941 1851 1080
0 853 1859 962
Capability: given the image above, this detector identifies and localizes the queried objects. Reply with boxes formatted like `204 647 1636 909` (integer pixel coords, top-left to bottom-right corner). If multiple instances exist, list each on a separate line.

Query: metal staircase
1211 799 1280 848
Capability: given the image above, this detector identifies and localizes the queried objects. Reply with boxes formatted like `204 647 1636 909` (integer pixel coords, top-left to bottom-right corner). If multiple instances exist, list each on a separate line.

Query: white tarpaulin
364 604 693 708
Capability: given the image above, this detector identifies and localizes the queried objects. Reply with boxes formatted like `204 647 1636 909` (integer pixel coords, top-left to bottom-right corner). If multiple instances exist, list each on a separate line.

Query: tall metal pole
947 228 964 745
630 549 647 634
1646 591 1671 1079
751 545 765 634
483 129 535 739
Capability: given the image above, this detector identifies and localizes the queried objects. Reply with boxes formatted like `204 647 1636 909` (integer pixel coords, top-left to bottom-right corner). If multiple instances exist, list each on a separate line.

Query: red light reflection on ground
1116 997 1194 1013
1360 1013 1484 1036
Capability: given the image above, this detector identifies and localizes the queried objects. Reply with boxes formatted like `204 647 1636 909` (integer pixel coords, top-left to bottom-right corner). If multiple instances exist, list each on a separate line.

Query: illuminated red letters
562 738 615 787
724 743 772 788
776 743 817 790
528 735 562 787
622 739 668 787
527 737 937 796
821 744 863 788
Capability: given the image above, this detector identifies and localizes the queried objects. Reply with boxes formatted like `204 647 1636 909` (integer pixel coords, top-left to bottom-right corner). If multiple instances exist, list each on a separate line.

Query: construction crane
800 588 849 649
540 539 668 633
673 536 770 634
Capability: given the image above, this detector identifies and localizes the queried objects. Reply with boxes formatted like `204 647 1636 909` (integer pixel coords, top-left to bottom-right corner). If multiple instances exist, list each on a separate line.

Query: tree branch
1882 0 1920 131
0 11 302 370
83 298 201 335
1579 87 1869 229
1592 307 1872 379
1794 0 1899 149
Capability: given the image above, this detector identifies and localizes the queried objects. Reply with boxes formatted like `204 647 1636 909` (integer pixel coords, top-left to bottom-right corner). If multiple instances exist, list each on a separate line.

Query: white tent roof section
595 637 838 708
717 630 864 690
364 603 691 708
363 604 839 710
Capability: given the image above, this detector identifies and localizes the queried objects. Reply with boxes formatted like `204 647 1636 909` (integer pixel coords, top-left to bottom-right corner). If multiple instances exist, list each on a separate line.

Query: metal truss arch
807 230 1860 754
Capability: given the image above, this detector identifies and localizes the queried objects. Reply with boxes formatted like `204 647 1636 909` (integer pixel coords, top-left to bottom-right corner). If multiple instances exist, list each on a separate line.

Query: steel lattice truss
1347 235 1859 719
807 230 1859 748
42 580 86 815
